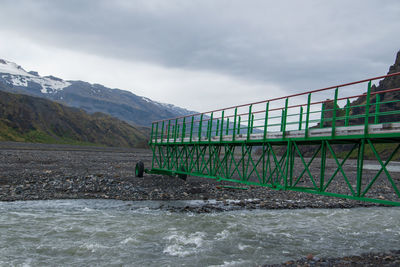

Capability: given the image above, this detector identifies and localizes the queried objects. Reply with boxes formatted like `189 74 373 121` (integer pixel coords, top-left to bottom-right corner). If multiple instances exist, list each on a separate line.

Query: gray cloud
1 0 400 96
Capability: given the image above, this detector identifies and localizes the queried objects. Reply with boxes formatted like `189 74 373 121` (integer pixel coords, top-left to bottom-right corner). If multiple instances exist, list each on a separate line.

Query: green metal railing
150 73 400 145
147 72 400 206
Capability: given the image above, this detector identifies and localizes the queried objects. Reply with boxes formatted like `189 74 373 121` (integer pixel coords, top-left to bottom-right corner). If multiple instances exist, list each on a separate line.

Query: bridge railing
150 72 400 144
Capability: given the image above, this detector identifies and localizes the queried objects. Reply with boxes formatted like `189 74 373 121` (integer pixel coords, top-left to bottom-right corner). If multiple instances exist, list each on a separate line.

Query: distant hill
317 50 400 128
0 87 148 148
0 59 196 127
350 50 400 123
315 50 400 160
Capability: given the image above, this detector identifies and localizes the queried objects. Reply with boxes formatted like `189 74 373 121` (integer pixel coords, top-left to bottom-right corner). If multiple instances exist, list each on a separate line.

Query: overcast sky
0 0 399 111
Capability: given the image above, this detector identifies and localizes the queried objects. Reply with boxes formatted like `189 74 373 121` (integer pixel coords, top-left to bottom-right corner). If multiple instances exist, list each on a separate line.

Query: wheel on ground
135 161 144 177
178 165 187 181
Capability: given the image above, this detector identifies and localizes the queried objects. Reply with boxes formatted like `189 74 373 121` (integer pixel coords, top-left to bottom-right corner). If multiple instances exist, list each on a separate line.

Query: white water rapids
0 199 399 266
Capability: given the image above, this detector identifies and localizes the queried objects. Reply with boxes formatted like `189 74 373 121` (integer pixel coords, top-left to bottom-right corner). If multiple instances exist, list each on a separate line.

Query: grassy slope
0 89 148 148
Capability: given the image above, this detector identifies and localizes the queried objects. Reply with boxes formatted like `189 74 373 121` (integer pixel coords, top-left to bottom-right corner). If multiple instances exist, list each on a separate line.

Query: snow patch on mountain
141 96 151 103
153 100 193 116
9 75 28 87
139 96 192 116
0 59 30 76
0 59 71 93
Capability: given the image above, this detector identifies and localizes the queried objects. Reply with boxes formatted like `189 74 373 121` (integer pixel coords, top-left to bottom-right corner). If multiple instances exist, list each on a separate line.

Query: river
0 199 399 266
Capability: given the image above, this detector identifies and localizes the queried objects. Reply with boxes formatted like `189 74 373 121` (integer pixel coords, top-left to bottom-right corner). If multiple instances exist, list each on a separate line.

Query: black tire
135 161 144 177
178 165 187 181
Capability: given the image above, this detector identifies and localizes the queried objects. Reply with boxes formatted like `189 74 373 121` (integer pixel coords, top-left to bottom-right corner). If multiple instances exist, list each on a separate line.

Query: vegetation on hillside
0 89 148 148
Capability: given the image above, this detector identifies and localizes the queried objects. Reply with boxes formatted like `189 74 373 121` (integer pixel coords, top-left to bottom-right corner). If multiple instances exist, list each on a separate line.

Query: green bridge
139 72 400 206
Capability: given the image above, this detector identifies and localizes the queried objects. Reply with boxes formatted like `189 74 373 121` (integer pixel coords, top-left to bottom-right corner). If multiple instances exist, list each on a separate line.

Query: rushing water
363 162 400 172
0 200 399 266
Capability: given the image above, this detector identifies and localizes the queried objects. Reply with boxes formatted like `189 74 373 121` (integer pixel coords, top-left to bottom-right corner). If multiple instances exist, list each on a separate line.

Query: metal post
155 122 159 144
284 141 291 189
226 117 230 135
283 98 288 137
151 123 156 169
233 108 237 141
280 109 285 132
345 99 350 126
209 112 213 140
264 102 269 139
251 114 255 134
167 120 171 143
262 143 266 184
289 141 295 187
161 121 165 143
199 114 203 142
364 81 372 135
150 122 154 143
237 116 241 134
331 87 339 137
320 102 325 128
305 93 311 138
247 105 252 141
357 139 365 196
220 111 225 142
320 140 326 191
374 94 380 124
181 117 186 143
298 106 303 130
206 121 210 140
174 118 178 143
189 116 194 142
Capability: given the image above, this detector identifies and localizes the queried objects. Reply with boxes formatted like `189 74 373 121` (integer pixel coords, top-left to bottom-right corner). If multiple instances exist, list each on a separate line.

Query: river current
0 199 399 266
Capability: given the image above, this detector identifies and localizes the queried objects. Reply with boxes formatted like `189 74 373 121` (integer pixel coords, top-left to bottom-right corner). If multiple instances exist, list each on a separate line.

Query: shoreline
0 142 390 209
0 170 382 211
263 250 400 267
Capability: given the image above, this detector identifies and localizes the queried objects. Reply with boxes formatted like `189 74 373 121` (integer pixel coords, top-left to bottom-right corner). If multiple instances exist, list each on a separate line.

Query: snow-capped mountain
0 59 195 126
0 59 71 94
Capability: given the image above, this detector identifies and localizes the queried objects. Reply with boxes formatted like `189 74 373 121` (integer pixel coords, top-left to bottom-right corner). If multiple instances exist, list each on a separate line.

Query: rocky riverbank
0 141 384 210
264 250 400 267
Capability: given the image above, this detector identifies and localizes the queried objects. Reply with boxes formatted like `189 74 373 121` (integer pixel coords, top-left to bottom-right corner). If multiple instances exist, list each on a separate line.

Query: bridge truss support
149 138 400 206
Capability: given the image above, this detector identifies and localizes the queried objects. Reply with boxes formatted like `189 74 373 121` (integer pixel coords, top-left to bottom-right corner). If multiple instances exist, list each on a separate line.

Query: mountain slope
316 50 400 128
0 59 195 126
345 50 400 124
0 87 148 148
314 50 400 159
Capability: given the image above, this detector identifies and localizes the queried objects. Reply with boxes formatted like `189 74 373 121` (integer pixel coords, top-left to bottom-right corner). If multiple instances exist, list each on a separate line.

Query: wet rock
187 187 203 194
15 186 23 194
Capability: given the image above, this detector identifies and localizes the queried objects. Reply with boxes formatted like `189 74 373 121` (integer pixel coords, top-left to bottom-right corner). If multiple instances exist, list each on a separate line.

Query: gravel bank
0 141 384 210
264 250 400 267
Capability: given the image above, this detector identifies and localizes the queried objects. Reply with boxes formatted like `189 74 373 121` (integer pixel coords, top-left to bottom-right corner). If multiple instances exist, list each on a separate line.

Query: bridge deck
153 122 400 143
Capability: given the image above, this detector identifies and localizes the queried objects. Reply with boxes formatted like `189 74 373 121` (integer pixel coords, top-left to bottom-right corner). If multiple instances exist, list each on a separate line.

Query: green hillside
0 88 148 148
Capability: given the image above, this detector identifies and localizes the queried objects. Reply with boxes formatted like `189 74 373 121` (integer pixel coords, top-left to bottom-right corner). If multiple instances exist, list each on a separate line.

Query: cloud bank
0 0 399 111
